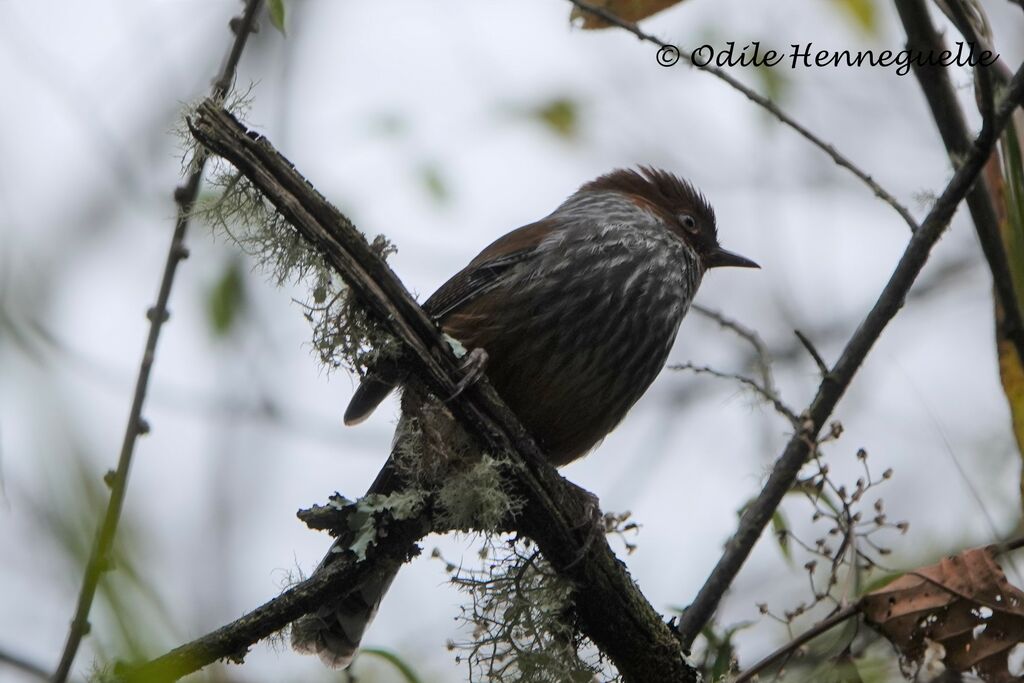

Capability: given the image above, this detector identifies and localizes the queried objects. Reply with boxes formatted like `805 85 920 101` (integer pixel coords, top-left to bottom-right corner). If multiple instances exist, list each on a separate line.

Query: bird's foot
563 487 605 571
446 347 489 402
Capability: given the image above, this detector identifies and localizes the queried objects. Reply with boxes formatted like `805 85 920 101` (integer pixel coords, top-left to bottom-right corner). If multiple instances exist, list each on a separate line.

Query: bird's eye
680 214 698 233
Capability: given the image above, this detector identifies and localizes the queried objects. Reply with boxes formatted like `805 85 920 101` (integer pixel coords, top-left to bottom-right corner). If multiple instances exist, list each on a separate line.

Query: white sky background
2 0 1024 681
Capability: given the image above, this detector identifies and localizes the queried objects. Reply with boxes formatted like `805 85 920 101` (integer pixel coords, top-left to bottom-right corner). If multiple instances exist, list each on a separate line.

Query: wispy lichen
436 454 523 532
187 132 398 377
441 538 618 683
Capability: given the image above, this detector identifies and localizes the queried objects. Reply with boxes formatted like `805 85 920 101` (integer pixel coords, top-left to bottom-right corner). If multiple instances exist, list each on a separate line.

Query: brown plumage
292 166 758 667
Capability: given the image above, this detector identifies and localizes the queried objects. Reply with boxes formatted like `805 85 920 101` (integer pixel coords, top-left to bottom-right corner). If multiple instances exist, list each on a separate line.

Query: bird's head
582 166 759 270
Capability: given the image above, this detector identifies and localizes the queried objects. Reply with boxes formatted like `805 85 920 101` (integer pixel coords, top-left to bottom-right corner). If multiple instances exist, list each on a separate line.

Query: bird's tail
290 413 414 669
290 560 399 668
292 395 468 668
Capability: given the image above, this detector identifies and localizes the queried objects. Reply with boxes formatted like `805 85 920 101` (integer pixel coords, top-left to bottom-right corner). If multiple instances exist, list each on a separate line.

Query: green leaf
360 647 423 683
534 97 580 140
206 260 246 337
268 0 286 35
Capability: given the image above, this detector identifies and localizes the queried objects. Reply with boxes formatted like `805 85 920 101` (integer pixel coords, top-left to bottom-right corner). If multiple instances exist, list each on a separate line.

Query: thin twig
0 645 49 681
733 603 861 683
692 303 776 395
793 329 829 377
669 362 798 426
993 533 1024 555
50 3 264 681
675 60 1024 649
565 0 921 233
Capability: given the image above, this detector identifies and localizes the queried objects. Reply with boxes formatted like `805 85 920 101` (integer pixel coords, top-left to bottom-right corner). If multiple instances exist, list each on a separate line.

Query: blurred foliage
754 61 789 105
31 450 186 675
418 163 450 205
830 0 880 37
570 0 688 29
691 620 750 680
205 258 248 337
268 0 286 36
369 112 409 138
532 97 581 141
360 648 425 683
771 508 792 563
993 116 1024 509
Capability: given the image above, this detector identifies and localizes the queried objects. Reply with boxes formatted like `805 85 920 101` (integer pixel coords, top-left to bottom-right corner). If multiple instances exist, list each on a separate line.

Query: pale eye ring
680 214 698 233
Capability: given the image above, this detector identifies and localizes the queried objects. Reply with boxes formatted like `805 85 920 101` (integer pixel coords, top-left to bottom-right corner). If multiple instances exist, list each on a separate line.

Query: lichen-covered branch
125 102 697 683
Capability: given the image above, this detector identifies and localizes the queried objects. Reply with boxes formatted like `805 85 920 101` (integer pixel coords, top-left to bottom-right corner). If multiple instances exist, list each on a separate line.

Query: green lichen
327 490 428 561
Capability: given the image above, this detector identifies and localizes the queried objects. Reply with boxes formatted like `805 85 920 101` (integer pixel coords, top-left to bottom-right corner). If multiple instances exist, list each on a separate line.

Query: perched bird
291 166 758 667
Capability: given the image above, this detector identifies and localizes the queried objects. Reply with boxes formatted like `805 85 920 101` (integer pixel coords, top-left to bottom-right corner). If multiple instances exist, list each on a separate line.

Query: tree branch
734 603 861 683
674 60 1024 649
121 101 698 682
50 3 265 682
565 0 921 233
894 0 1024 368
0 645 48 681
117 508 429 682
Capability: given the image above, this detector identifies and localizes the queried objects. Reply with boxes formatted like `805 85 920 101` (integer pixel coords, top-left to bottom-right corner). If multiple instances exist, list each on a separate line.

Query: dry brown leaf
570 0 686 29
862 546 1024 681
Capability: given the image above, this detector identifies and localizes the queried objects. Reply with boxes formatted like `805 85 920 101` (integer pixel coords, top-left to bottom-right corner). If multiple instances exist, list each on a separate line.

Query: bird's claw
446 347 489 402
563 488 605 571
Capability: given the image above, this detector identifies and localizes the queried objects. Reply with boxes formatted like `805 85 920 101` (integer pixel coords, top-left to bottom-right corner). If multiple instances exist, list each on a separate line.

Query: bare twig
675 61 1024 649
692 303 776 395
50 3 264 681
794 329 829 377
0 645 48 681
669 362 798 426
734 603 861 683
565 0 921 233
993 533 1024 555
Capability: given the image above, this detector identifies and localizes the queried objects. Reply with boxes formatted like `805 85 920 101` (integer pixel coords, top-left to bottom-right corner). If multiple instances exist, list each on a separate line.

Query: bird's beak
706 246 760 269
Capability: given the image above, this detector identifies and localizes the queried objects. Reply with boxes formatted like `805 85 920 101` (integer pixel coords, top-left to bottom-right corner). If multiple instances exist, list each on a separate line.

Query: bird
291 166 758 668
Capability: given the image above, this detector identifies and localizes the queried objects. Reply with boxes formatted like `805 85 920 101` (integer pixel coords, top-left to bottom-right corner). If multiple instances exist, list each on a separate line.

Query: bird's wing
423 220 549 320
344 220 550 425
